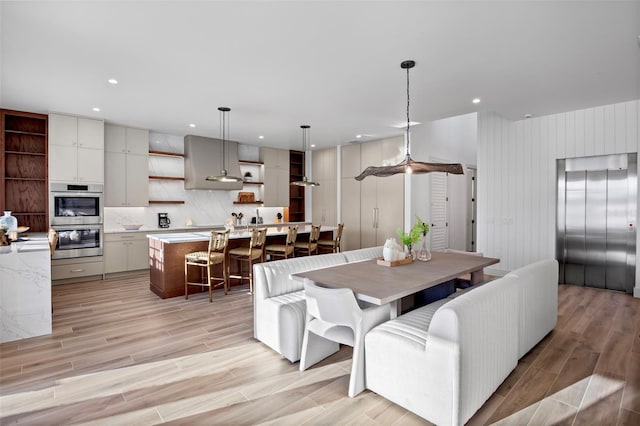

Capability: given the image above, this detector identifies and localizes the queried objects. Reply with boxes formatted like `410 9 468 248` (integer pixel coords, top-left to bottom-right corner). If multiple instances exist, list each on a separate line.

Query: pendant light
206 107 243 183
291 125 320 187
354 60 463 181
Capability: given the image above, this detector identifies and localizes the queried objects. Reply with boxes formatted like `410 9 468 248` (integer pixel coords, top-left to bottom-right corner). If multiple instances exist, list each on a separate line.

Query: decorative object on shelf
243 171 253 182
290 125 320 187
206 107 243 183
397 225 420 260
0 229 10 247
274 212 283 223
237 192 255 203
412 215 432 262
355 60 464 181
0 211 18 232
382 237 405 262
231 212 244 226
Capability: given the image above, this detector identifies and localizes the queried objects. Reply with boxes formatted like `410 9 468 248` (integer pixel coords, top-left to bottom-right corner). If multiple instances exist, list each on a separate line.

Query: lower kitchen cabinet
51 257 104 281
104 233 149 273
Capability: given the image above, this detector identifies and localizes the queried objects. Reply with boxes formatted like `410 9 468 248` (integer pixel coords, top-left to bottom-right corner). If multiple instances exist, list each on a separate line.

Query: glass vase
416 236 432 262
0 211 18 232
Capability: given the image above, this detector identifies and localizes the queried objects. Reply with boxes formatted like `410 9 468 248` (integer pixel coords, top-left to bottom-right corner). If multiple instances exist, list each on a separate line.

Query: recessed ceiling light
258 135 264 139
311 144 316 148
92 107 100 112
524 114 533 119
356 134 362 139
189 123 196 128
472 98 481 104
108 78 118 85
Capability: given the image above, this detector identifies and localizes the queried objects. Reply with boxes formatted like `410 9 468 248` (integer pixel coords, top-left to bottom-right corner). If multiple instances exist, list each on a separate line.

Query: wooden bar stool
265 225 299 261
294 224 321 256
228 227 267 294
317 223 344 253
184 230 230 302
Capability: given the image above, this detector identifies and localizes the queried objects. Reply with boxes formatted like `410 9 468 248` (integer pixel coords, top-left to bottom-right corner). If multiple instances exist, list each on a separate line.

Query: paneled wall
477 100 640 291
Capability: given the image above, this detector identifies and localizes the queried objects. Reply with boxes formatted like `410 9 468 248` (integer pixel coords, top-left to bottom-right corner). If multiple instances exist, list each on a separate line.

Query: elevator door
557 154 637 293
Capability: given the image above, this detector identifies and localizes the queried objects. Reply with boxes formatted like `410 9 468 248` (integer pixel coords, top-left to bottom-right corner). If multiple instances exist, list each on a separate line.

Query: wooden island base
148 227 334 299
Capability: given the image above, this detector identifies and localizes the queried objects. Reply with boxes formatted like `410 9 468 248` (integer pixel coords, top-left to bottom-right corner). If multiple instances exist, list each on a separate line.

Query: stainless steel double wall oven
50 183 104 259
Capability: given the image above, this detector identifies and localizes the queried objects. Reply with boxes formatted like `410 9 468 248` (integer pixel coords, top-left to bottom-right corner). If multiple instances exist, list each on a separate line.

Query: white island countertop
0 234 52 343
148 225 336 244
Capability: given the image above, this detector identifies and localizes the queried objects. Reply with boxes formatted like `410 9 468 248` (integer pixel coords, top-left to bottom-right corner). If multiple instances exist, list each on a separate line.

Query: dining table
292 250 500 318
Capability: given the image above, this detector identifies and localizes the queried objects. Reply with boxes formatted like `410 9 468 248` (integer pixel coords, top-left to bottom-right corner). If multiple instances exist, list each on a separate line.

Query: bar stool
265 225 299 260
228 227 267 294
184 230 230 303
317 223 344 253
294 224 321 256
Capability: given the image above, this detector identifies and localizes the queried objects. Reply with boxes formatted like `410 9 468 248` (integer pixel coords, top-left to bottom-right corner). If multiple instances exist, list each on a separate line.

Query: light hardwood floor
1 273 639 425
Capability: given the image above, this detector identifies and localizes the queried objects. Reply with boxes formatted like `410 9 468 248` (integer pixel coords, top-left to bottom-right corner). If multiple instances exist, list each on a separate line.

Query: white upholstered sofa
253 246 383 362
365 259 559 425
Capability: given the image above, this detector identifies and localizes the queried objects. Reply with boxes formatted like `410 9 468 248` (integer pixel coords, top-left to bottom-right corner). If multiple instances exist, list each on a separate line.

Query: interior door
430 172 449 250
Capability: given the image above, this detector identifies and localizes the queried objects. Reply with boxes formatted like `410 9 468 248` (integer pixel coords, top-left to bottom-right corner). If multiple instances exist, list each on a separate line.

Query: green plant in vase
396 226 420 259
412 215 432 261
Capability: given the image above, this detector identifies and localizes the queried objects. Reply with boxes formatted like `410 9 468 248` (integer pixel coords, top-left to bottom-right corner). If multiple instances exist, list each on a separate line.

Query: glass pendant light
291 125 320 187
206 107 243 183
355 60 464 181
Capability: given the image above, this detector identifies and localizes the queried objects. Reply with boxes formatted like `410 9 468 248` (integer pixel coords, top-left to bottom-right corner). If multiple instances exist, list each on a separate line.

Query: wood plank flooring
1 274 639 425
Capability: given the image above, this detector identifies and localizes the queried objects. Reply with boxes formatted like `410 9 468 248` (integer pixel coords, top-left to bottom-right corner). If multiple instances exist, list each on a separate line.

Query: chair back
309 225 321 244
48 228 58 256
286 225 299 246
208 230 230 254
248 227 268 255
304 279 361 329
335 223 344 241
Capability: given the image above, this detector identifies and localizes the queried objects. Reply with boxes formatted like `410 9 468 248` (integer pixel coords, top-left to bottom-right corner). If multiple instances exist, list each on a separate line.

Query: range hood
184 135 243 190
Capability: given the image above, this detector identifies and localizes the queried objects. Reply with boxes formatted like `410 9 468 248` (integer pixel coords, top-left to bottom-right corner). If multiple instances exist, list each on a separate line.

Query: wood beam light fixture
355 60 464 181
206 107 243 183
291 125 320 187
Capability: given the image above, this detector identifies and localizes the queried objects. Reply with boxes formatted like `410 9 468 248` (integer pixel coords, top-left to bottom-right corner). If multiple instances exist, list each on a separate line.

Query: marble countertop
0 234 49 255
106 221 311 234
148 225 337 244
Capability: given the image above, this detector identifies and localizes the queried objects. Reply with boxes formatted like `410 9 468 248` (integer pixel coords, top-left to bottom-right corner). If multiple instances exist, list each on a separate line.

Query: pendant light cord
405 65 411 157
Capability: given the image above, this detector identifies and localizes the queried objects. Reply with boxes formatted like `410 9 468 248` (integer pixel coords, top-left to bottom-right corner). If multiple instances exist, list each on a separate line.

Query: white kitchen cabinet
311 147 337 226
104 124 149 207
49 113 104 183
340 137 404 250
104 233 149 273
260 147 290 207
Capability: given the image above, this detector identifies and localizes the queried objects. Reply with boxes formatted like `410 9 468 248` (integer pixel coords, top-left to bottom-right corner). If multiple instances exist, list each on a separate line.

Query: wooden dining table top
292 251 499 306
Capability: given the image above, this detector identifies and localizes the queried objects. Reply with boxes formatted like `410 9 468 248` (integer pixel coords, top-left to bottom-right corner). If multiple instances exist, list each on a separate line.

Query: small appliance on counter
158 213 171 228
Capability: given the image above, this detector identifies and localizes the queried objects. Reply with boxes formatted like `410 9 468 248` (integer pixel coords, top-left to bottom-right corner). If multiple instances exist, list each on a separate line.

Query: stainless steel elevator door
557 154 637 294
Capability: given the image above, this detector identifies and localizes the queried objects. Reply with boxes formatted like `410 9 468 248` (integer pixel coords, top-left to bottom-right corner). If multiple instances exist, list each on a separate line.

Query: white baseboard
634 287 640 298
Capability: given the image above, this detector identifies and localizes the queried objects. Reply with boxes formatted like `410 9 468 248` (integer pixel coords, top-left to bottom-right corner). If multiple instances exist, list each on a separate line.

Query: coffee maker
158 213 171 228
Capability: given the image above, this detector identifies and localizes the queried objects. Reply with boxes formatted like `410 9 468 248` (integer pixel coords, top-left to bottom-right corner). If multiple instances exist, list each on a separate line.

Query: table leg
470 269 485 285
389 300 399 319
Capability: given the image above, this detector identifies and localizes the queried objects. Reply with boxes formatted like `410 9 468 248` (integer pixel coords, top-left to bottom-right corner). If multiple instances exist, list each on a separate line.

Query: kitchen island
148 224 336 299
0 235 52 343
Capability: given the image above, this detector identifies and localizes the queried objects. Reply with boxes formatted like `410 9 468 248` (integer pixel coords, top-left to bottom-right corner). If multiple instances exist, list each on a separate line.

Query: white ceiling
1 1 639 150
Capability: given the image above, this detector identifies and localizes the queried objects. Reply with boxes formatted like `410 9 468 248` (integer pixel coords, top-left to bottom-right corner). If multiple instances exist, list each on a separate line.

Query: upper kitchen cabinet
184 135 243 190
48 113 104 184
1 109 49 232
311 147 337 226
104 124 149 207
260 147 290 207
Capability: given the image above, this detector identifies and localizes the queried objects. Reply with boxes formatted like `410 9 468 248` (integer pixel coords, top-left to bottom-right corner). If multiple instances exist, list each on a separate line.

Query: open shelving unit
289 150 305 222
148 150 185 204
1 109 48 232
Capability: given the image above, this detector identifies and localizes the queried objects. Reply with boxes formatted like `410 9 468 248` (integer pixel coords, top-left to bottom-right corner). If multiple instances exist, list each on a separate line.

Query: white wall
408 113 478 250
477 100 640 297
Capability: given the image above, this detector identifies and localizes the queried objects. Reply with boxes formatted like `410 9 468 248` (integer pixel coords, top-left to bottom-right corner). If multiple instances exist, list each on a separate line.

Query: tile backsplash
104 131 284 232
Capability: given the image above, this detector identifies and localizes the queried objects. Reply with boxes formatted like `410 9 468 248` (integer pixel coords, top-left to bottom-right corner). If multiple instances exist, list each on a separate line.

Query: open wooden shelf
242 181 264 185
149 200 185 204
148 150 184 158
149 175 185 181
239 160 264 165
233 201 264 205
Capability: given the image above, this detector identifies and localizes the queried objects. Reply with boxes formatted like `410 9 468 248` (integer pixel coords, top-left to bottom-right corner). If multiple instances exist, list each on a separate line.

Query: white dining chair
300 279 389 397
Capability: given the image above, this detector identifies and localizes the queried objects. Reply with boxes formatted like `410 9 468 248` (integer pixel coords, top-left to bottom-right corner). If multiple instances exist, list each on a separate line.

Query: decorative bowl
122 224 143 231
